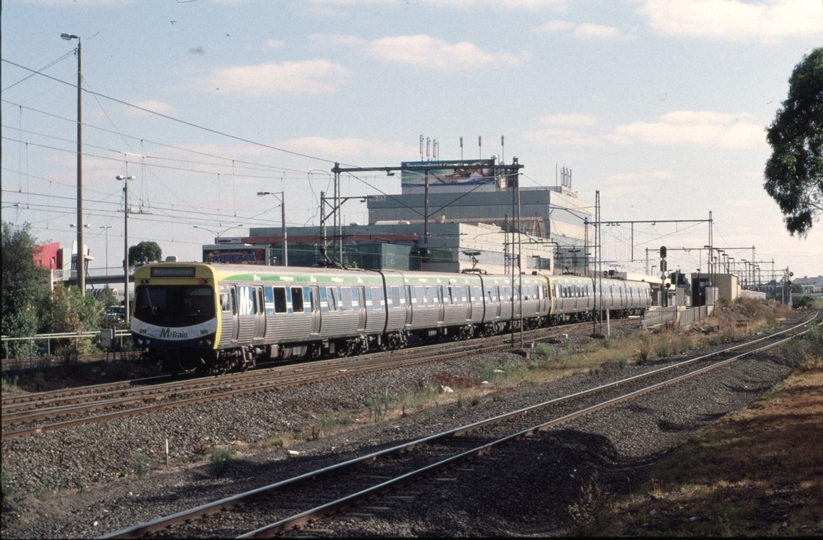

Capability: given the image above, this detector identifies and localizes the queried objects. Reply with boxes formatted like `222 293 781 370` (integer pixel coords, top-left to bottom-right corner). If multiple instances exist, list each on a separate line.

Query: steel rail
98 315 817 539
243 316 821 537
2 319 607 439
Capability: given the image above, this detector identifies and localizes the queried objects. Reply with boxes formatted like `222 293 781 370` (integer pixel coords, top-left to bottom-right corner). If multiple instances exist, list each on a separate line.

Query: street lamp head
70 223 90 228
61 33 79 40
257 192 269 196
116 175 135 181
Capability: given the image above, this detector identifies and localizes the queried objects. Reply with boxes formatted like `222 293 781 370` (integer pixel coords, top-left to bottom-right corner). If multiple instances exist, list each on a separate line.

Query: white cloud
127 100 175 116
610 110 766 148
263 39 286 49
534 20 576 33
573 23 634 41
207 60 352 97
635 0 821 44
534 20 634 40
283 136 414 158
310 33 367 47
365 34 530 71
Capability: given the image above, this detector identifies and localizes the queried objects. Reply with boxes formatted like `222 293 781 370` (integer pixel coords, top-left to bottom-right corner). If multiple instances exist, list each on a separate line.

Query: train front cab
131 263 221 374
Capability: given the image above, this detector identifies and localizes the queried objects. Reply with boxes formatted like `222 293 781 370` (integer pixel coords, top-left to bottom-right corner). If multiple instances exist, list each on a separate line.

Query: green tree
128 241 162 269
1 222 48 358
40 283 102 355
764 48 823 236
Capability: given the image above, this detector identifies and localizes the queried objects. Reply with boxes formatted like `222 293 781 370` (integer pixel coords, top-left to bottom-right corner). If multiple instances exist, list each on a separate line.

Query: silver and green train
131 263 651 374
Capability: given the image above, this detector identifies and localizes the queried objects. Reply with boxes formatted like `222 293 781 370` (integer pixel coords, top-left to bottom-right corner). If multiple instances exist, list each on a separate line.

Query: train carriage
132 262 650 375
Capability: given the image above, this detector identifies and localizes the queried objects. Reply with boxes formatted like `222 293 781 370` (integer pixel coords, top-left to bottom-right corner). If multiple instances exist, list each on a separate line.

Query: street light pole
117 175 135 322
100 226 112 276
257 191 288 266
62 33 84 295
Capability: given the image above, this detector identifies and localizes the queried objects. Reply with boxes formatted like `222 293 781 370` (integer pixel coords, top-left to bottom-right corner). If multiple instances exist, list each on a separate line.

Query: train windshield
134 285 215 326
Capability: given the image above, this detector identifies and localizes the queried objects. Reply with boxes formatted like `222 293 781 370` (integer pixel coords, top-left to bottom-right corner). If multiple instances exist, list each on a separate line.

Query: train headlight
206 339 212 346
145 338 151 346
136 338 143 345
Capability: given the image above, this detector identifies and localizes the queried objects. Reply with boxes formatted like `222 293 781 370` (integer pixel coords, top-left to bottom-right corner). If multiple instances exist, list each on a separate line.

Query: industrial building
203 158 595 275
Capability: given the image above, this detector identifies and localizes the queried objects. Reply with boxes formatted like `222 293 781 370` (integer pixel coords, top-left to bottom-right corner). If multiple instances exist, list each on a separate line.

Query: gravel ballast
0 328 808 538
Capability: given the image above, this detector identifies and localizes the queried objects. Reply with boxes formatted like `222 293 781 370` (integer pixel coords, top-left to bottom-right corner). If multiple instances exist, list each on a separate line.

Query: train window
327 287 338 312
290 287 303 313
183 287 213 317
341 287 353 310
264 287 274 314
273 287 287 313
371 287 384 310
391 286 401 308
249 287 257 314
309 288 319 313
351 287 360 312
302 287 314 313
426 286 437 306
416 286 425 307
221 291 231 312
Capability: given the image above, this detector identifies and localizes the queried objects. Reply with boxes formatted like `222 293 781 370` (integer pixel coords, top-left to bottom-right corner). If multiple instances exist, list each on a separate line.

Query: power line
2 58 340 166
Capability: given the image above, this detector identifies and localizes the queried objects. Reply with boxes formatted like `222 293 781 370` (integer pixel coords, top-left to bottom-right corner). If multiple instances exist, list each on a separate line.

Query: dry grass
615 361 823 536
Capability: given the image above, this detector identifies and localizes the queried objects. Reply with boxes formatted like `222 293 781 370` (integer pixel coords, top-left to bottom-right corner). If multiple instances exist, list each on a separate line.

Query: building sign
203 247 268 265
214 237 243 244
401 159 510 188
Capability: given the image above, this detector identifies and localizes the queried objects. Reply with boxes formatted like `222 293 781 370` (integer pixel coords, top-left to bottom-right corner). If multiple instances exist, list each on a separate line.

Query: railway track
1 319 623 441
98 315 818 539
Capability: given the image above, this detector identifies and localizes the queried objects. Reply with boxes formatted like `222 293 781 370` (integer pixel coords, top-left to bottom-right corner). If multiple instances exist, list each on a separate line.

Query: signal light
789 272 794 277
787 281 792 286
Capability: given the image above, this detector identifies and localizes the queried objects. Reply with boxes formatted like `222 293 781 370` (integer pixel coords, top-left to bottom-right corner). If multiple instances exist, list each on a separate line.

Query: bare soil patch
615 364 823 536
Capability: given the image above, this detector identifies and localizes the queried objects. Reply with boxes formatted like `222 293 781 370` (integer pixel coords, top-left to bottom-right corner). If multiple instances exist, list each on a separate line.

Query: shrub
534 343 555 359
211 447 235 477
568 478 620 536
366 389 393 422
2 463 17 509
132 452 150 479
635 345 650 365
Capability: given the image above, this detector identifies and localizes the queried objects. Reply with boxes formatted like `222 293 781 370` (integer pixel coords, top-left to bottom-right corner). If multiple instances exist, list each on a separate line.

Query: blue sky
2 0 822 280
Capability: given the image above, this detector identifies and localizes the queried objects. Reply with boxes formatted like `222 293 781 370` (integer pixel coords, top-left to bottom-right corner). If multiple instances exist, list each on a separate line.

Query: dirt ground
612 362 823 536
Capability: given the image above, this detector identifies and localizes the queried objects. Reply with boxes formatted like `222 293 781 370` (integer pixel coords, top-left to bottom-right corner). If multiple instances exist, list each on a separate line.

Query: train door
308 287 321 335
357 286 367 330
538 283 547 315
403 285 412 326
437 286 446 323
464 286 472 320
230 286 240 342
253 286 266 342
